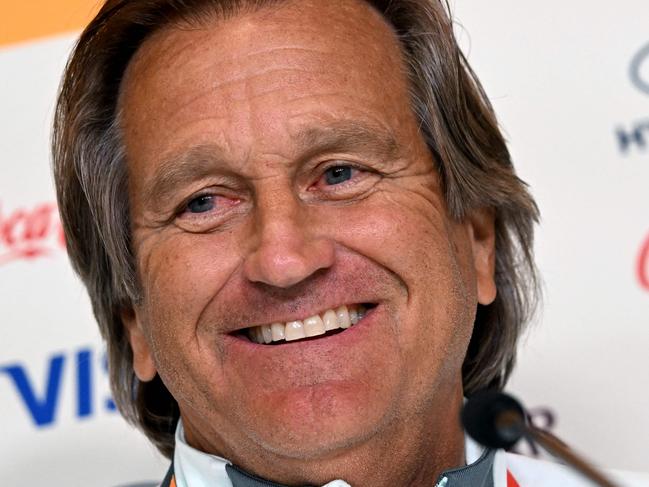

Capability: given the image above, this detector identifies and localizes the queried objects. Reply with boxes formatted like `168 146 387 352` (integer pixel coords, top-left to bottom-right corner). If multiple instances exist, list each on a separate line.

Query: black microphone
461 390 621 487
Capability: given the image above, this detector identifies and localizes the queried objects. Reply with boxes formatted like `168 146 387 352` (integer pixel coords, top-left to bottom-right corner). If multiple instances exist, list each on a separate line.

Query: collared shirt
173 420 234 487
166 419 649 487
172 419 497 487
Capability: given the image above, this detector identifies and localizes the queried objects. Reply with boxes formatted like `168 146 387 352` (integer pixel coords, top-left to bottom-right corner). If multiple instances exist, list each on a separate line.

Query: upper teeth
247 304 367 345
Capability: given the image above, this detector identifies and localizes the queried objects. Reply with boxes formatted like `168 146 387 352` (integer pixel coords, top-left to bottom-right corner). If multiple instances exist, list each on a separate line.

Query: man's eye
324 166 353 185
186 195 214 213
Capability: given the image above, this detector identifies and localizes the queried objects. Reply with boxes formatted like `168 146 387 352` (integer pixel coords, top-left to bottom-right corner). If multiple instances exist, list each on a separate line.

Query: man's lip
223 301 379 334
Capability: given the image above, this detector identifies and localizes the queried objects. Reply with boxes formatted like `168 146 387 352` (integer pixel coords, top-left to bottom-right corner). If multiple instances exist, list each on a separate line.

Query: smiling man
53 1 540 486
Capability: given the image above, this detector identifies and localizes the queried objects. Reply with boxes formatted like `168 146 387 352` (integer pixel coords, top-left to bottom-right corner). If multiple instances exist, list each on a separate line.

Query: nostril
243 232 336 289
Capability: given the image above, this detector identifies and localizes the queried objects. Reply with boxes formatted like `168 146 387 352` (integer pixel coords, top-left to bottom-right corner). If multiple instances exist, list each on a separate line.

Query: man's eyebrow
294 121 402 162
142 122 403 209
143 145 227 209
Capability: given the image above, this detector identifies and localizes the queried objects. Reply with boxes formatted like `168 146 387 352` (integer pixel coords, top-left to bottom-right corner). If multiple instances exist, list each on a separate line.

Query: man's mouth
240 303 376 345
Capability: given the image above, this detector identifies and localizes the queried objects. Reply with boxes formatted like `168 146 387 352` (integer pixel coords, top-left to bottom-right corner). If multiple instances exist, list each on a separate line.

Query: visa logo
0 347 116 427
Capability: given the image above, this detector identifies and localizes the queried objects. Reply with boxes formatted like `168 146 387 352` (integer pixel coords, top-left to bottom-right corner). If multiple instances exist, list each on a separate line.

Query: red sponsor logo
0 201 65 265
638 231 649 292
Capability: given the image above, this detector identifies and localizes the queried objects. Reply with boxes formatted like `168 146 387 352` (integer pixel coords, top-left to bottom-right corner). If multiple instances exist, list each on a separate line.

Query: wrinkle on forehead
120 0 405 101
118 0 409 125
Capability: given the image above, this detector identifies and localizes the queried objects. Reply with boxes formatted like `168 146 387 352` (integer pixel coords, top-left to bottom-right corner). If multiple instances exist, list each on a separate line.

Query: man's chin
236 385 395 461
246 419 382 462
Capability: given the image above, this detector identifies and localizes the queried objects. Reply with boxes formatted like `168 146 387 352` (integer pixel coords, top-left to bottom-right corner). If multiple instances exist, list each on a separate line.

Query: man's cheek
142 240 226 309
153 335 229 407
334 200 434 259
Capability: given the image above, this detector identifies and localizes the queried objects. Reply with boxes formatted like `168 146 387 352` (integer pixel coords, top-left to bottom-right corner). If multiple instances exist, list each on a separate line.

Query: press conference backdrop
1 1 647 485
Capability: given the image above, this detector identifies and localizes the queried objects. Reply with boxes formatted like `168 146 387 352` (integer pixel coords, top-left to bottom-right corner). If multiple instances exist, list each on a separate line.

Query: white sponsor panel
1 2 647 485
451 0 649 472
0 35 168 486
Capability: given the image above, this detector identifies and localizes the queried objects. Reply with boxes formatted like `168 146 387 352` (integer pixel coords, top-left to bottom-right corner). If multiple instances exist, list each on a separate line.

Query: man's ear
121 308 157 382
465 208 497 306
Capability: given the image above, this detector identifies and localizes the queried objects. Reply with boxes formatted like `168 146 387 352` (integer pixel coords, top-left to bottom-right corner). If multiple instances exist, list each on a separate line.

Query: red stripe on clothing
507 470 520 487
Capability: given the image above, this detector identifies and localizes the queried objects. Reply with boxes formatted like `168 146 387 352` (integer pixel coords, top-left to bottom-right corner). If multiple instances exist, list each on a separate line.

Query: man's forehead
117 0 416 176
121 0 404 93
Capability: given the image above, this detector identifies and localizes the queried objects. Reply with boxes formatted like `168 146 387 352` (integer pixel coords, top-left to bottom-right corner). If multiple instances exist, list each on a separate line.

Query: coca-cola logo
0 201 65 265
631 42 649 96
638 231 649 292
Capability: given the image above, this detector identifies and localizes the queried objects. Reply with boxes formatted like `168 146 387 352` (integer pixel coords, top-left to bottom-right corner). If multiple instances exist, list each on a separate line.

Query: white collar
173 418 487 487
174 419 234 487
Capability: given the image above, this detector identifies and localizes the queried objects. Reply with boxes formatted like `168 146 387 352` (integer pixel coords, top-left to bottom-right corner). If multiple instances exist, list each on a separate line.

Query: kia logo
631 43 649 96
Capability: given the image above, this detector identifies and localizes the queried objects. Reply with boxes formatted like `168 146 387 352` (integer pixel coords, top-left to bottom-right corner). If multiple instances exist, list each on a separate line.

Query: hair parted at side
53 0 540 458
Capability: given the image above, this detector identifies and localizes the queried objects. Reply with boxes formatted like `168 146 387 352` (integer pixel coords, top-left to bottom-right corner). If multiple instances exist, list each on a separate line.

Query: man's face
121 0 496 471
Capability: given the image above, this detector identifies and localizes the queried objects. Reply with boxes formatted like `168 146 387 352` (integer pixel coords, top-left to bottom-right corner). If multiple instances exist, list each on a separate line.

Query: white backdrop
1 1 647 485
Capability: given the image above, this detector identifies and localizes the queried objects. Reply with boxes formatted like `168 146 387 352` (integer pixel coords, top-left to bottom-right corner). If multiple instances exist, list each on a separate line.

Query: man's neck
183 392 467 487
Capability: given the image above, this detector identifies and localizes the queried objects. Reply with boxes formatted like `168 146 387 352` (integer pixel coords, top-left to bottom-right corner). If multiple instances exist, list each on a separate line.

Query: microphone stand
527 425 619 487
496 409 621 487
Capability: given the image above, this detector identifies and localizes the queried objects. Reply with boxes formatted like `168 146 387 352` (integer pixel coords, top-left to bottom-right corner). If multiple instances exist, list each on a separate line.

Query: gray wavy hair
52 0 539 458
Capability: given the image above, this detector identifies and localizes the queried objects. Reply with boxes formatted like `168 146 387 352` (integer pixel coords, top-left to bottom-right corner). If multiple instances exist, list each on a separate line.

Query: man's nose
243 191 335 288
